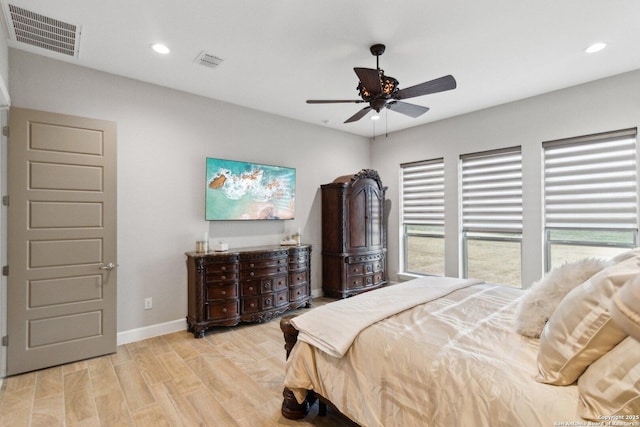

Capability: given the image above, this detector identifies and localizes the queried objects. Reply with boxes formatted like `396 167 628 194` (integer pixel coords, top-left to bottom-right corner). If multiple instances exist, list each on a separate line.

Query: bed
280 253 640 426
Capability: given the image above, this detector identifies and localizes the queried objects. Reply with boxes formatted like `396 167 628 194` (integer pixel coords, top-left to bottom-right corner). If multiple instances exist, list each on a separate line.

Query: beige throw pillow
578 337 640 420
536 256 640 385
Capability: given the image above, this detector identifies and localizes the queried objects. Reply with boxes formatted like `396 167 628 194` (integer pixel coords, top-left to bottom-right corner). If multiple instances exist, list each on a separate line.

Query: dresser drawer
288 255 309 267
241 297 260 313
289 284 309 302
240 265 287 279
206 283 237 300
347 276 364 289
241 256 287 270
371 259 383 272
205 271 238 283
205 262 238 275
240 282 259 296
289 270 308 287
206 300 239 320
372 272 384 285
261 274 288 293
240 295 260 314
347 263 366 276
262 289 289 310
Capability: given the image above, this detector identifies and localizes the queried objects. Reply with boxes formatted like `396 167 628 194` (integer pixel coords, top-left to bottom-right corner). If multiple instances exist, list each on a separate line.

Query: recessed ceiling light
585 42 607 54
151 43 170 55
371 115 381 121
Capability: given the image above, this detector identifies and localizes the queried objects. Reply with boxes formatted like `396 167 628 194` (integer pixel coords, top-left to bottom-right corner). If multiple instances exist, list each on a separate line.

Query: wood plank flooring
0 298 356 427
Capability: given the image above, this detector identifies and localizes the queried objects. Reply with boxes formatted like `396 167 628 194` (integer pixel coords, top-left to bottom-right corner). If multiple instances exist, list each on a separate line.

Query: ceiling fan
307 44 457 123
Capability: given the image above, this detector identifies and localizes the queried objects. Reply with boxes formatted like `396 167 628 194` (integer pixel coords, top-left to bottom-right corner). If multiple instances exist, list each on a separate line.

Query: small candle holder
195 240 209 253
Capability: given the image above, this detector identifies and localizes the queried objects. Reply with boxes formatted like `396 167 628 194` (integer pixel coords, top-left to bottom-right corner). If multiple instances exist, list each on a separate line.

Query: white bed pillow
606 247 640 265
514 258 607 338
578 337 640 420
536 255 640 385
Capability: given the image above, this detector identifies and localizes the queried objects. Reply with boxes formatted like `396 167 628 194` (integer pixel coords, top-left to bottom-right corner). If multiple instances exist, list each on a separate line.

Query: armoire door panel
348 187 367 249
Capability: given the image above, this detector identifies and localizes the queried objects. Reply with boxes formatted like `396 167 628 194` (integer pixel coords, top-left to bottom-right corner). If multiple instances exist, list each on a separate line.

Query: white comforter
291 276 481 357
284 282 581 427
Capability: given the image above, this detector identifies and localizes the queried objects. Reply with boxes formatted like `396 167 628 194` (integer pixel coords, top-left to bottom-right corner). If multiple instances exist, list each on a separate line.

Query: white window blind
401 159 444 226
461 147 522 233
543 128 638 230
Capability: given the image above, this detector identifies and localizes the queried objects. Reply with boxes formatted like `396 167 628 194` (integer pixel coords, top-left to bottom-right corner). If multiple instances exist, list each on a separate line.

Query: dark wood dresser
321 169 387 298
186 244 311 337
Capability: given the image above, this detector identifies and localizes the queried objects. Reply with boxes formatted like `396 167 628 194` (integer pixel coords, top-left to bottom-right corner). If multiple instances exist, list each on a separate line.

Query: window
543 129 638 270
401 159 445 275
461 147 522 287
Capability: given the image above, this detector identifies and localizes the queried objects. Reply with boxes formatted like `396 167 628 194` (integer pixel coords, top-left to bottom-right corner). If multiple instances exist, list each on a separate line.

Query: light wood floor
0 298 356 427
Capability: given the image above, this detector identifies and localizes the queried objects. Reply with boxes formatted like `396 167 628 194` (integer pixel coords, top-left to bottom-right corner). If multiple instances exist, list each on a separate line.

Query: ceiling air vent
195 51 224 69
3 3 81 57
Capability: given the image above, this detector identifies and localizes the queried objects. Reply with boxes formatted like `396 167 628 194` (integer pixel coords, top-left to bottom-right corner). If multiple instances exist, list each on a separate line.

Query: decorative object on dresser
321 169 387 298
186 244 312 338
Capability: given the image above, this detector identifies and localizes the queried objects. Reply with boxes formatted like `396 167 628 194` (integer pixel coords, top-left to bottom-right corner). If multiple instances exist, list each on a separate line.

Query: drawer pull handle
249 286 254 291
222 308 227 313
221 266 226 271
221 290 226 295
250 263 254 268
221 276 226 280
250 303 255 308
265 298 272 305
250 272 255 277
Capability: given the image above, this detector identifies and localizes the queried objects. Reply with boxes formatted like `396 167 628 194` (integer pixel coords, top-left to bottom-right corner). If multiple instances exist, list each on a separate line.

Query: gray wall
371 69 640 288
8 49 370 334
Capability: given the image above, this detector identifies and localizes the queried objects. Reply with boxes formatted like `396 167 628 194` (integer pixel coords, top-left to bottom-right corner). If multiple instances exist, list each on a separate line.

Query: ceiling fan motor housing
358 73 399 101
370 98 387 112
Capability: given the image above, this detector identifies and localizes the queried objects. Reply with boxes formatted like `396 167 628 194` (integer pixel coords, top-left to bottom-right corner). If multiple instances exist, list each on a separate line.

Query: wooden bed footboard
280 315 326 419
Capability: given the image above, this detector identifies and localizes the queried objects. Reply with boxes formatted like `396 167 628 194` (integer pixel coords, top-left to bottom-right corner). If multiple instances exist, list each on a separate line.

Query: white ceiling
2 0 640 137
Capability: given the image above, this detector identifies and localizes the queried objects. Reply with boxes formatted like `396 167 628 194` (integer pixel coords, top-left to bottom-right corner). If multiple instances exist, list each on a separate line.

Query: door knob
100 262 118 271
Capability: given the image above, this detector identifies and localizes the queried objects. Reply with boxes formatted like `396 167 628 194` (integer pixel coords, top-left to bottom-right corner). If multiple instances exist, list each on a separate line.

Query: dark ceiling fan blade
306 99 364 104
344 106 372 123
386 101 430 118
395 75 457 100
354 67 382 96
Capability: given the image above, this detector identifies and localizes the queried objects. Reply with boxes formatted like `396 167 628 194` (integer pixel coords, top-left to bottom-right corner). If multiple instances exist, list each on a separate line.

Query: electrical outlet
144 297 152 310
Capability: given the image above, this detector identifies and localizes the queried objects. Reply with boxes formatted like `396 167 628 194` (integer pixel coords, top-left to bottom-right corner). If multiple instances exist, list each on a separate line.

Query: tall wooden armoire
321 169 387 298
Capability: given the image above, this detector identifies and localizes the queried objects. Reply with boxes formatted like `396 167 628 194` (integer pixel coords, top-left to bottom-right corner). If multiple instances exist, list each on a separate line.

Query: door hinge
1 336 7 346
2 265 8 276
2 126 8 137
2 195 8 206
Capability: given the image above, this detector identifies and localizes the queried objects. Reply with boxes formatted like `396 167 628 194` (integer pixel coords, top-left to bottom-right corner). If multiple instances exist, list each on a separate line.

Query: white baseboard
117 318 187 346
